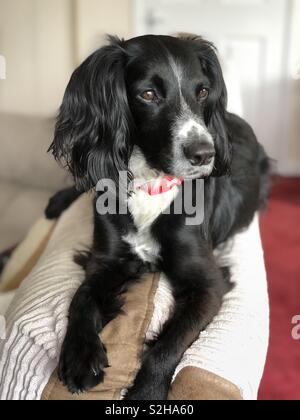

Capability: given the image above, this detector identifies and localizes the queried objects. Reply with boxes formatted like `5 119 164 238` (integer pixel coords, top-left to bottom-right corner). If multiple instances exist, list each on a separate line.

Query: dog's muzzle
183 137 215 167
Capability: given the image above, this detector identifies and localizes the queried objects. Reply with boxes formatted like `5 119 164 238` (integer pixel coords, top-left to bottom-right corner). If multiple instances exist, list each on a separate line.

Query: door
134 0 296 174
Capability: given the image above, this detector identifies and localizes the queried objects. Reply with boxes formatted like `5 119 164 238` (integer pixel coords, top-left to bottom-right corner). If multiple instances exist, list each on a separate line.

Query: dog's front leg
58 252 146 394
125 240 231 400
45 186 82 220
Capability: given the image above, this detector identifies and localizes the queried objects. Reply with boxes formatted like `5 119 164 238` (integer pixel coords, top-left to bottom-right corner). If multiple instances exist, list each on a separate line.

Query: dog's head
50 35 231 191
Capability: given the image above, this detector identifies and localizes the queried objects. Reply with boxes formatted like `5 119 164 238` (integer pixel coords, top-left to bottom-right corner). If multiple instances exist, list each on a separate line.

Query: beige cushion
0 217 56 292
0 194 268 401
0 195 243 400
42 276 242 401
0 212 241 400
0 180 53 251
169 367 242 400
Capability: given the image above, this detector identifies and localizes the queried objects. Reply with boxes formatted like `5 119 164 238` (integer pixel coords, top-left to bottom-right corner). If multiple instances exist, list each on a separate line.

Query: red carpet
259 177 300 400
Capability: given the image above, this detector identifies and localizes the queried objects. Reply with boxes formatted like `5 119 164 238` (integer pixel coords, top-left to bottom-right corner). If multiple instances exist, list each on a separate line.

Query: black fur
0 247 15 276
45 187 81 220
49 37 134 191
47 35 271 399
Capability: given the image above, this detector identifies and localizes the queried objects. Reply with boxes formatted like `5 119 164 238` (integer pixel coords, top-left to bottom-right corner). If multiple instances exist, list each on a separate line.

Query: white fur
123 230 160 265
123 147 180 263
171 99 215 177
128 181 179 229
179 118 207 139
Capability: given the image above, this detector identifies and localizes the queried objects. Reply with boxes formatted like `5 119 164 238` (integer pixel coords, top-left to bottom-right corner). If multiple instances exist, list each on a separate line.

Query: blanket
0 194 269 400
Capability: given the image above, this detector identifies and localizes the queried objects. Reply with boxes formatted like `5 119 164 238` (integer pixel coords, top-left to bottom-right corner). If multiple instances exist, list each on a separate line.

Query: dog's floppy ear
49 36 133 191
181 35 232 176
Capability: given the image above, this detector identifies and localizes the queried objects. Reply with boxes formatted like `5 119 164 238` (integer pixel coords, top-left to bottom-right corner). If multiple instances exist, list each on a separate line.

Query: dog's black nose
183 141 215 167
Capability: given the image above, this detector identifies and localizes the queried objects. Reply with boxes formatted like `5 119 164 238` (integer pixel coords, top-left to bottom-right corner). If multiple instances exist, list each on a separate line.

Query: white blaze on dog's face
171 97 215 180
125 35 229 180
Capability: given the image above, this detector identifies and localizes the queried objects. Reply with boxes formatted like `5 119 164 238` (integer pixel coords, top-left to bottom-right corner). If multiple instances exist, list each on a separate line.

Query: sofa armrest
0 113 69 191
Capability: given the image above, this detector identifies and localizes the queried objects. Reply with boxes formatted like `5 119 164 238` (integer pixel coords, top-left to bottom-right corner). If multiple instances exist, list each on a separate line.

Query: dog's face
126 36 216 180
50 35 231 190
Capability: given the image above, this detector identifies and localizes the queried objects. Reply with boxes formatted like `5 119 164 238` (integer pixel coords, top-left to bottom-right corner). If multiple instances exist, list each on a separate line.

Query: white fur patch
128 182 179 229
123 147 180 263
123 230 160 264
128 147 180 228
178 118 207 139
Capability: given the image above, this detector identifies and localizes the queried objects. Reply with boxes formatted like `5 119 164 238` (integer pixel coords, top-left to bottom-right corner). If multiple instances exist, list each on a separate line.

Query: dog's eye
141 90 157 102
197 88 209 100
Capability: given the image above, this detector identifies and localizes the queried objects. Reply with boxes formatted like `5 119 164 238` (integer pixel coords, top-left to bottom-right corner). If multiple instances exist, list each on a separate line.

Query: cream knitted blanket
0 194 269 400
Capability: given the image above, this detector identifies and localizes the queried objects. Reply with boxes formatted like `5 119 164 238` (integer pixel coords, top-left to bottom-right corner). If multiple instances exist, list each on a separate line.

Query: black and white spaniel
46 34 271 400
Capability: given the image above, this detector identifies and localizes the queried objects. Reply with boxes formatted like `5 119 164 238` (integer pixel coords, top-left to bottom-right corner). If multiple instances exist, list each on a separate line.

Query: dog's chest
123 186 179 263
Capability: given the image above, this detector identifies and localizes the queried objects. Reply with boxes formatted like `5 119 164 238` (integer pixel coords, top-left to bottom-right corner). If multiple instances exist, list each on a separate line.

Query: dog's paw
45 189 77 220
45 192 66 219
0 254 9 275
58 332 109 394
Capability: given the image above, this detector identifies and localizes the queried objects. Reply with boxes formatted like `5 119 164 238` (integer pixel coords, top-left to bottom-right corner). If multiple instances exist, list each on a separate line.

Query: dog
46 34 271 400
0 247 16 276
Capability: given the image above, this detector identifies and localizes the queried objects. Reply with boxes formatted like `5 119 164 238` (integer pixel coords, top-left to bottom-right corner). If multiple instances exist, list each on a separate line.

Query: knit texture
0 194 269 400
149 216 269 400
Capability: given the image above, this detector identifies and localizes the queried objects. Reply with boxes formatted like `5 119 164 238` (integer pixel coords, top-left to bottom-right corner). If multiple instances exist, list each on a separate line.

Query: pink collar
137 175 183 196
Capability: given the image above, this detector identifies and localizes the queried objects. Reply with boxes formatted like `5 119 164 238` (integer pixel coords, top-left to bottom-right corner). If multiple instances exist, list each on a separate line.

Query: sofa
0 193 269 400
0 113 70 252
0 113 270 401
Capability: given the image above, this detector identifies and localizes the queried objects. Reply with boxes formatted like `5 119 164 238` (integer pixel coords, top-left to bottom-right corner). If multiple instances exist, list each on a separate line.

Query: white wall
0 0 74 116
284 0 300 174
75 0 133 63
133 0 300 175
0 0 134 116
0 0 299 174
